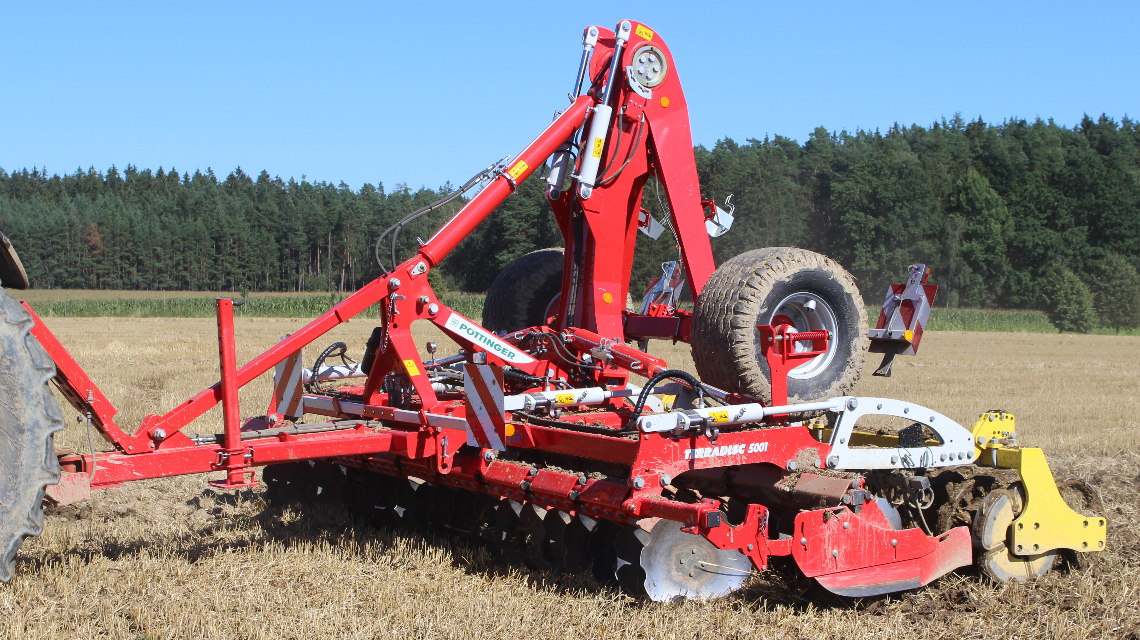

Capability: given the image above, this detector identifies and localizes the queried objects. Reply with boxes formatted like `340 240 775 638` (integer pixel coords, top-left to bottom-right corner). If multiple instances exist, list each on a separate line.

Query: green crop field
14 289 1140 335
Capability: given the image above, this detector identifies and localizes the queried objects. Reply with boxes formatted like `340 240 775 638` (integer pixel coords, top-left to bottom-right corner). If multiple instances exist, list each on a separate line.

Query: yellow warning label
403 359 421 376
508 160 528 180
635 24 654 41
592 137 605 158
555 392 575 405
709 411 729 423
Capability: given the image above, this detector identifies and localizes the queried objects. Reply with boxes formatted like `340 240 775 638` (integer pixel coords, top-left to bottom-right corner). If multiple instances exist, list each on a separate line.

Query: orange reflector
505 424 516 437
904 329 914 341
660 97 670 108
602 292 613 304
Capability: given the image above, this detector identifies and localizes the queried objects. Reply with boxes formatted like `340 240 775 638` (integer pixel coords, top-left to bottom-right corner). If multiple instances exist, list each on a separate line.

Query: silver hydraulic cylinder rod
548 26 600 196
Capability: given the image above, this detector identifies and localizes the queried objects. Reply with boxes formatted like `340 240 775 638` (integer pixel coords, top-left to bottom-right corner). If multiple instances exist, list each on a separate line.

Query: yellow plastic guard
971 411 1106 555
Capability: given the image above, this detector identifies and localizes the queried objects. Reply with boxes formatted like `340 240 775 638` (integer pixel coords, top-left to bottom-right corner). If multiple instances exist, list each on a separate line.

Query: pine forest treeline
2 114 1138 314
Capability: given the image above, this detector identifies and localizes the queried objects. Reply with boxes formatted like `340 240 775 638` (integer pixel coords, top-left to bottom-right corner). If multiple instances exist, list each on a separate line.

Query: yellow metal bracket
972 412 1107 555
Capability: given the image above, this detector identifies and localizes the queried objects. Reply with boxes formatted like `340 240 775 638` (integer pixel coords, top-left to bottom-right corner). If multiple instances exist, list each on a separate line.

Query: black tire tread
482 248 565 332
0 287 63 583
691 247 868 402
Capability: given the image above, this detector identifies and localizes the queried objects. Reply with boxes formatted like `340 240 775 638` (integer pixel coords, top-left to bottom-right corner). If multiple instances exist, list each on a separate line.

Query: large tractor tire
482 248 565 333
691 247 868 403
0 287 64 583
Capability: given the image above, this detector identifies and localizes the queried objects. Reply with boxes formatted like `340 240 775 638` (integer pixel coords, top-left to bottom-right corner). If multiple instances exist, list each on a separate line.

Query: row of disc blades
263 462 753 601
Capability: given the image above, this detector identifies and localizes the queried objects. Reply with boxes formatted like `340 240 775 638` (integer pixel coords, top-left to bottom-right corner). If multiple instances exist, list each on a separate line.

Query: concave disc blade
392 477 422 530
615 523 653 597
563 514 596 575
428 485 457 534
345 471 398 529
541 510 573 569
519 503 549 570
589 519 622 586
445 489 481 538
469 494 502 546
641 520 751 602
411 481 437 532
494 499 525 563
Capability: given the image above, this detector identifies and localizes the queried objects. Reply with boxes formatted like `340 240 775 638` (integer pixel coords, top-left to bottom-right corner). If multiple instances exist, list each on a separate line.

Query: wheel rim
766 291 839 380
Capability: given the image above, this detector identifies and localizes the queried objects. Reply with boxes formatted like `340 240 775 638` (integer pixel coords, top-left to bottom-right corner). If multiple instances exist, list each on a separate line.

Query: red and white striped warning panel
273 342 305 420
464 363 506 451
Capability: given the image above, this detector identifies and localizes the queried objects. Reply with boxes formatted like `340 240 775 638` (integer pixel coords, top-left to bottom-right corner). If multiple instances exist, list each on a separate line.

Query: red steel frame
25 20 970 589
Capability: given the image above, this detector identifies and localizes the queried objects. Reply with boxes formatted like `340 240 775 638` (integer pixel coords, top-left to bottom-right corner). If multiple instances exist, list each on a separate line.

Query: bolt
891 539 898 547
632 476 645 490
483 450 496 462
891 455 898 464
843 521 850 530
846 398 859 410
827 455 839 469
747 544 754 551
659 474 672 487
568 490 580 500
427 303 439 315
628 504 636 513
528 467 538 476
831 549 839 558
418 295 429 304
388 278 401 290
680 558 685 564
577 476 588 486
800 537 807 546
520 481 531 491
152 428 167 441
786 460 798 472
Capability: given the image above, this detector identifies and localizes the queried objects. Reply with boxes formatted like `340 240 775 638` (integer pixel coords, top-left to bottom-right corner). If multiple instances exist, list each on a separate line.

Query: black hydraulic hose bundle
307 342 355 394
624 369 705 430
374 162 503 274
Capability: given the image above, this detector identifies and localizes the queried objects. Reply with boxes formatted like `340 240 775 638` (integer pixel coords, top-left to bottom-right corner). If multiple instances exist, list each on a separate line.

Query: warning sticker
709 410 729 423
555 392 575 405
508 160 528 180
635 24 654 41
592 137 605 158
403 359 421 376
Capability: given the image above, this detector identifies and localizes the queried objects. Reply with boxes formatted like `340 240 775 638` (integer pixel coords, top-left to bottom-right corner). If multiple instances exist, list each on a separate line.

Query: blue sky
2 1 1136 191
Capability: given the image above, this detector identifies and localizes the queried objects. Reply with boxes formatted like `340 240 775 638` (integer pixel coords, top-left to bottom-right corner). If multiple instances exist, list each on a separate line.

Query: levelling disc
641 519 752 602
973 487 1055 582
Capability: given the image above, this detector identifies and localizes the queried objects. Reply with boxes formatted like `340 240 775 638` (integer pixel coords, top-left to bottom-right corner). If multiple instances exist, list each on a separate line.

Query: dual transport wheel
483 246 868 403
691 247 868 403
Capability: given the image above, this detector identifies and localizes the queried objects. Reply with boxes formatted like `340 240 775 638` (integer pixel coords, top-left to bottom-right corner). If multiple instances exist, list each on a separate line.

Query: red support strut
211 299 256 489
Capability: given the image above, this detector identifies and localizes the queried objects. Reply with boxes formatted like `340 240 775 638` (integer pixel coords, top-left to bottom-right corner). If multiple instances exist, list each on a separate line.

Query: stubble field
3 316 1139 639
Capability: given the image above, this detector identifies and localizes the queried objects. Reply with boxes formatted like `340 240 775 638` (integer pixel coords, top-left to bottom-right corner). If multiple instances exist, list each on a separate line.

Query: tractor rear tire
0 287 64 583
691 247 868 403
482 248 565 333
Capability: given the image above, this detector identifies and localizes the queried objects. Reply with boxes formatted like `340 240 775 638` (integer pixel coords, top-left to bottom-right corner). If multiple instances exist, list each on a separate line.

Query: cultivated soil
3 318 1139 639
